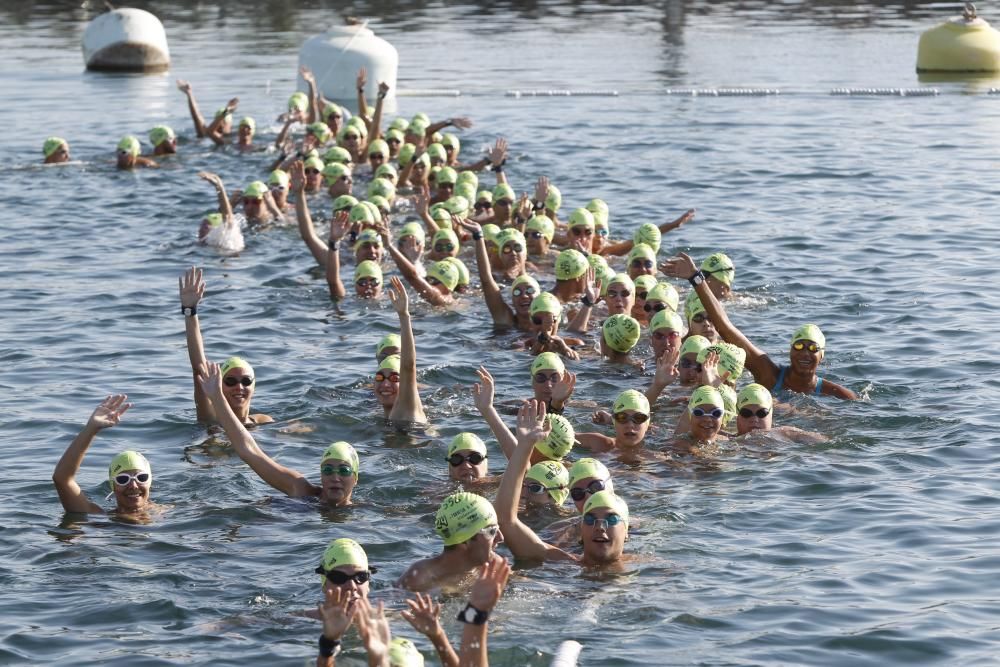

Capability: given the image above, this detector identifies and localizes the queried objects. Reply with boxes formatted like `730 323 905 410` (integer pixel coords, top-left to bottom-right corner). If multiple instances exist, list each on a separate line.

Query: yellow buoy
917 3 1000 72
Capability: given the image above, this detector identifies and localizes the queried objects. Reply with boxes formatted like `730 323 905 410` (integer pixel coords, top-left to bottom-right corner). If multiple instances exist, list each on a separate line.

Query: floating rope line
663 88 781 96
505 89 619 97
830 87 940 96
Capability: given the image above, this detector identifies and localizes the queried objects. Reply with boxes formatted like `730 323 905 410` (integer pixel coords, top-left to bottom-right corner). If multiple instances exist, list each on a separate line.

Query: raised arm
413 192 439 238
495 400 574 562
472 366 517 459
198 171 234 221
53 395 132 514
426 116 472 139
274 110 302 151
566 268 601 333
355 68 369 126
458 557 512 667
198 361 318 497
457 217 513 327
488 138 508 187
290 161 330 268
370 81 388 144
206 97 239 137
325 212 351 301
300 66 320 124
386 240 447 307
645 344 680 406
660 208 695 234
387 276 428 424
176 79 208 137
179 267 215 423
402 594 459 667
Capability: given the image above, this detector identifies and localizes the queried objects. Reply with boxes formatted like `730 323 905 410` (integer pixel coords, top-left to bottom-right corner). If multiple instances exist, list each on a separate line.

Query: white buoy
298 21 399 111
82 7 170 72
550 640 582 667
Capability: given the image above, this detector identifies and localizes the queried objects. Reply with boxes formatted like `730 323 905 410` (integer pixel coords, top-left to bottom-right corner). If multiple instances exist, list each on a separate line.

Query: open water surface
3 1 1000 665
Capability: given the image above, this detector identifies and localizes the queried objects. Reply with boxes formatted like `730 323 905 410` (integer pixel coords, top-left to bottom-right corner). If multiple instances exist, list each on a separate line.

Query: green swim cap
244 181 267 199
738 383 774 410
239 116 256 133
568 208 595 230
220 356 254 377
304 156 325 172
430 206 452 230
148 125 174 147
412 112 430 125
444 257 470 287
332 194 359 213
435 492 497 546
367 178 396 201
454 182 476 204
397 143 416 167
536 413 575 460
456 170 478 188
375 163 398 182
117 136 140 157
307 122 332 143
355 260 383 285
108 450 151 487
684 291 706 322
791 324 826 350
268 169 290 188
399 222 425 243
379 354 401 374
583 490 629 528
376 334 400 358
718 384 737 425
650 309 685 334
634 224 662 252
555 249 589 280
320 538 368 583
603 314 641 353
436 166 457 186
426 143 447 164
368 195 390 214
627 243 656 264
647 282 679 312
388 637 425 667
530 292 562 318
322 102 342 120
427 260 460 291
443 195 470 217
368 138 389 156
569 458 613 491
204 213 223 228
595 266 618 298
358 201 382 224
353 229 383 250
389 117 408 132
288 92 308 113
587 253 609 274
448 432 487 458
347 115 368 132
432 227 459 248
697 342 746 382
493 183 515 203
586 199 609 229
545 184 562 212
320 441 360 478
407 118 429 136
613 389 650 416
607 273 636 294
385 128 404 145
323 162 351 184
531 352 565 378
512 274 541 296
526 460 569 505
441 132 460 151
322 146 352 165
701 252 735 287
679 335 710 360
688 385 725 412
526 215 555 242
482 224 501 246
496 228 525 252
634 274 657 294
43 137 67 158
476 190 493 205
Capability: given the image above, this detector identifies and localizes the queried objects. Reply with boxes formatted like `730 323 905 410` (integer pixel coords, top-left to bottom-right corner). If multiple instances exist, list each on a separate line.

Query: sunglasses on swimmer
569 479 607 502
369 153 385 160
224 376 254 387
321 464 354 477
571 227 593 237
525 481 564 494
527 231 543 239
314 567 375 585
511 286 536 297
739 407 771 419
631 259 653 269
643 302 667 313
447 452 486 466
434 243 455 252
691 407 724 419
792 341 823 353
613 412 649 425
374 371 400 383
583 513 623 529
502 243 524 254
114 472 151 486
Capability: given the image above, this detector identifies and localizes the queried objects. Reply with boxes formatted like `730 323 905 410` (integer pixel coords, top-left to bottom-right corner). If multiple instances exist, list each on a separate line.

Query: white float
82 7 170 73
298 21 399 112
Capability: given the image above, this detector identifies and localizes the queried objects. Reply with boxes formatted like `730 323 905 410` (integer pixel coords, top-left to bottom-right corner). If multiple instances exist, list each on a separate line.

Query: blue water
3 1 1000 665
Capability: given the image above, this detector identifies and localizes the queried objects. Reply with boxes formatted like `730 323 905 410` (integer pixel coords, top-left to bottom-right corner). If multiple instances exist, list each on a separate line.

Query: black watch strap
318 634 341 657
181 306 197 317
688 270 705 287
457 603 489 625
581 294 594 307
472 231 483 241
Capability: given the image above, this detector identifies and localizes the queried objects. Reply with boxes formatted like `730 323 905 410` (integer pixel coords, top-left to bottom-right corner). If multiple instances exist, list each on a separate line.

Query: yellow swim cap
526 215 555 242
588 253 610 274
429 206 451 230
148 125 175 147
647 283 679 312
697 342 745 382
304 156 325 173
634 274 657 294
353 229 383 250
368 138 389 156
633 223 662 252
679 335 710 359
701 252 735 287
244 181 267 199
368 178 396 201
650 309 685 334
530 292 562 318
378 354 401 374
526 460 569 505
397 143 416 166
535 413 575 460
684 291 706 322
427 143 447 163
555 249 589 280
531 352 565 378
108 451 151 487
350 203 377 226
239 116 256 133
443 257 470 287
545 184 562 212
322 102 342 120
436 166 458 185
375 334 400 358
569 458 613 491
512 274 540 298
448 433 487 458
493 183 515 203
204 213 223 228
738 383 774 410
791 324 826 350
389 117 409 133
354 260 382 285
427 260 460 291
375 163 398 182
443 195 470 217
323 146 353 165
388 637 425 667
288 91 308 112
385 128 404 145
496 228 526 252
117 136 140 157
221 356 254 377
320 441 360 478
214 106 233 120
583 490 629 528
688 385 725 412
307 122 332 143
43 137 67 158
587 200 609 230
323 162 351 185
603 314 641 353
399 222 425 243
627 243 656 264
476 190 493 205
454 183 476 204
320 538 368 577
442 132 461 151
607 273 636 293
435 492 497 546
268 169 290 188
456 169 477 188
482 224 501 246
612 389 650 416
569 208 595 230
332 194 359 213
432 227 459 248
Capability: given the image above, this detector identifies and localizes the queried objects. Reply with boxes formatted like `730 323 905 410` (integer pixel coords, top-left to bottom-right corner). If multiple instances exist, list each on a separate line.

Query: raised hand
467 556 512 612
515 194 532 221
378 81 390 97
473 366 496 414
592 409 612 425
672 208 696 228
224 97 239 113
653 344 680 387
582 267 603 307
550 336 581 361
329 210 351 241
197 360 223 400
533 175 549 205
413 192 429 216
450 116 473 130
299 65 316 84
700 349 721 387
179 267 206 309
401 592 444 638
354 597 391 666
488 138 507 166
515 399 549 447
356 66 368 91
176 79 192 94
197 171 223 188
551 371 576 406
457 215 482 235
87 394 132 431
317 585 357 642
289 161 306 194
387 275 409 314
659 252 699 280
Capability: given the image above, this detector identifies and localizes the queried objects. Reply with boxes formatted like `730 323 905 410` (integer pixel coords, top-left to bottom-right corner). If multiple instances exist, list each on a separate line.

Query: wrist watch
688 270 705 287
581 294 594 307
457 603 489 625
181 306 197 317
318 634 341 657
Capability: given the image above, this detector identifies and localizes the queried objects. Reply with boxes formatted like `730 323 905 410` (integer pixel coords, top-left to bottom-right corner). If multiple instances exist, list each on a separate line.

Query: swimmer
567 458 615 514
496 400 630 567
662 252 858 399
430 165 457 205
670 385 728 454
643 282 680 319
176 79 237 137
550 249 591 304
373 277 428 426
42 136 70 163
195 171 237 242
115 136 157 170
631 274 658 323
53 395 152 516
683 291 719 343
492 227 529 282
649 308 685 360
323 162 354 198
148 125 177 156
600 313 642 363
522 292 584 360
595 208 696 256
699 252 736 299
396 222 426 273
235 179 283 225
397 492 504 593
267 169 290 210
325 213 384 301
578 389 652 453
199 361 359 506
290 161 351 272
626 244 657 280
209 115 255 149
525 212 555 257
446 433 490 484
179 267 273 425
734 384 828 443
561 208 598 255
428 227 460 262
521 460 569 508
567 271 628 332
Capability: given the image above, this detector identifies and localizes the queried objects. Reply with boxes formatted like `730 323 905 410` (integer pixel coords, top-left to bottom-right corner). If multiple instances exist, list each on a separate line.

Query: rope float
663 88 780 96
505 90 619 97
830 87 940 96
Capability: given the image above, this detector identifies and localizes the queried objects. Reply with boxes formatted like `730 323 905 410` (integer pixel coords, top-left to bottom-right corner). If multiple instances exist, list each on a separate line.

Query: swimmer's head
646 282 679 313
531 351 566 380
148 125 175 148
221 356 254 378
244 181 268 200
117 136 141 158
441 132 461 153
431 228 459 257
701 252 735 288
108 450 152 511
288 92 309 113
317 538 369 592
108 450 152 488
555 249 589 281
448 432 488 459
492 183 516 205
633 223 662 253
43 136 68 159
303 156 325 174
530 292 562 319
583 490 629 528
688 385 725 414
320 441 360 479
496 228 526 259
602 314 641 354
426 143 447 164
322 102 342 122
443 195 470 218
525 460 570 506
367 178 396 203
427 260 460 292
332 194 359 214
791 324 826 351
650 309 685 334
535 413 575 461
268 169 290 190
435 492 498 547
697 342 746 384
456 169 478 189
239 117 256 134
323 146 353 166
398 222 426 245
526 215 555 243
736 383 774 434
354 260 383 297
544 184 562 212
322 162 352 186
435 165 457 188
613 389 650 416
375 162 398 183
397 143 416 166
388 638 425 667
443 257 470 290
626 244 657 274
570 458 613 493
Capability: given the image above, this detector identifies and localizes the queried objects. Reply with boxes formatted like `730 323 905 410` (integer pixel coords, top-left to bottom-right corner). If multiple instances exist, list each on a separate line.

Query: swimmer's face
605 283 634 316
448 449 488 483
736 403 772 436
116 149 136 169
340 132 360 150
373 368 399 407
511 285 536 314
325 115 342 135
112 468 151 512
651 328 682 359
156 139 177 155
627 258 655 279
530 312 558 337
522 480 557 506
426 275 453 297
581 508 627 564
386 137 400 158
322 564 369 603
500 241 525 270
429 240 458 262
444 144 457 163
354 243 382 263
328 175 353 198
411 161 428 180
243 197 264 219
486 241 502 266
305 167 323 189
238 124 254 144
706 275 731 300
319 458 357 506
592 227 609 253
613 410 649 447
436 182 455 199
223 367 255 412
493 198 513 223
368 152 386 170
526 231 549 255
689 403 723 442
46 144 70 164
532 369 562 403
397 236 423 260
568 225 594 254
678 353 701 385
269 185 287 206
355 277 381 299
198 218 214 241
687 313 717 341
790 339 823 374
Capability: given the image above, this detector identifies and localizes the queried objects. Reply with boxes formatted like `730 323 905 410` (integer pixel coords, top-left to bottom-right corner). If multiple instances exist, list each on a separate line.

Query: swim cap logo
434 514 451 539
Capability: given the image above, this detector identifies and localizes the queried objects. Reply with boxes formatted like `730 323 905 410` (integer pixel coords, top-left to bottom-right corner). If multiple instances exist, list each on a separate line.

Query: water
3 1 1000 665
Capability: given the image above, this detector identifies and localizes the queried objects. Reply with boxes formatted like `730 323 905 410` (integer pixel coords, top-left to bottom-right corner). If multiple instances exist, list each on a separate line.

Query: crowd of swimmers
46 64 859 666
